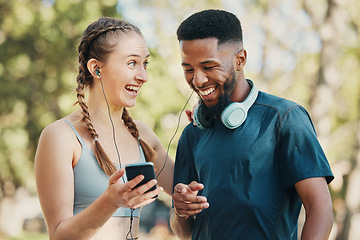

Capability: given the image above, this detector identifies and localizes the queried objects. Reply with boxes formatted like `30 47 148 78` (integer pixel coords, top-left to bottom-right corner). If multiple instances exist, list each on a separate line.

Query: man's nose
192 70 208 88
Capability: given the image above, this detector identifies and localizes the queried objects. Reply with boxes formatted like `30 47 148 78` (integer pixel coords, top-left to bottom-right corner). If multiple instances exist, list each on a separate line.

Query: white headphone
193 79 258 129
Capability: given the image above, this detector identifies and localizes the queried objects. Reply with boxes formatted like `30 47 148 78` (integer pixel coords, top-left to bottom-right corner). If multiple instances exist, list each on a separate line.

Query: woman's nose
135 67 148 82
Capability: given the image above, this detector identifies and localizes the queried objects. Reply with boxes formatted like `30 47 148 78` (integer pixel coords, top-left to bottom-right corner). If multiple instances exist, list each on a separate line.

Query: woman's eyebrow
126 53 151 58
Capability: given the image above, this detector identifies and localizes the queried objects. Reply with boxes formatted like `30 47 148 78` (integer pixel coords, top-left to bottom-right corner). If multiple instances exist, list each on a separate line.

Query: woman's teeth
125 85 139 93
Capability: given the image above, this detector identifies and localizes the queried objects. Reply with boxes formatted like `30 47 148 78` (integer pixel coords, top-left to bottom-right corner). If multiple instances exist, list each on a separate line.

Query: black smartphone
125 162 157 195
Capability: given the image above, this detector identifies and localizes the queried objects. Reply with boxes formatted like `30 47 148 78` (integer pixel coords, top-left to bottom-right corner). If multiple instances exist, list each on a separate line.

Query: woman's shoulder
134 120 154 138
36 113 82 164
40 112 81 145
134 120 150 132
134 120 160 147
41 119 69 139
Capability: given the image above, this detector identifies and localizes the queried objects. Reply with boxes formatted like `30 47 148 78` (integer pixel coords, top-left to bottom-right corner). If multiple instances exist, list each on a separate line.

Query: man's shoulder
255 91 303 116
181 122 198 139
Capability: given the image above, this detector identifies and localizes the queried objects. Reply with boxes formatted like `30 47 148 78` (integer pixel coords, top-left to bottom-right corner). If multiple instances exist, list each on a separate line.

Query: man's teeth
125 86 139 92
199 87 215 96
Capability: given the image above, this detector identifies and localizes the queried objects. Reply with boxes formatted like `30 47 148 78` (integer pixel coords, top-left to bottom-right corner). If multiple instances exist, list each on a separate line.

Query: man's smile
198 86 216 97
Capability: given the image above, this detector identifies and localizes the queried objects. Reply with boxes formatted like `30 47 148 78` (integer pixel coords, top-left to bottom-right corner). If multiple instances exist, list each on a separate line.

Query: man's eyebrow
200 60 218 65
181 60 218 67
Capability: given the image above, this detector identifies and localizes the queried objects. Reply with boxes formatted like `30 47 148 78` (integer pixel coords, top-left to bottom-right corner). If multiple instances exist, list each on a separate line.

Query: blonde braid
122 108 156 164
76 75 117 176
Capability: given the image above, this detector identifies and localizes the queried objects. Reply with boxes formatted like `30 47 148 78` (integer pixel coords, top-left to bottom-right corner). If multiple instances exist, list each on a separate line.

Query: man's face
180 38 238 116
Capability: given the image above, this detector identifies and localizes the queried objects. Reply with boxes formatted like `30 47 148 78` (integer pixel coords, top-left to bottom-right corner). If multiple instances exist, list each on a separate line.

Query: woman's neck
86 89 125 126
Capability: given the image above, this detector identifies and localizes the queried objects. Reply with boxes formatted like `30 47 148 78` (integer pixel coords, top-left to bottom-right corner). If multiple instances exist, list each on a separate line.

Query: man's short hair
177 9 243 46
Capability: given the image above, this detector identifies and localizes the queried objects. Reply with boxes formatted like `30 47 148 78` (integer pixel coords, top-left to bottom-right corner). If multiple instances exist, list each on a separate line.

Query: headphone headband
220 79 258 129
240 79 258 111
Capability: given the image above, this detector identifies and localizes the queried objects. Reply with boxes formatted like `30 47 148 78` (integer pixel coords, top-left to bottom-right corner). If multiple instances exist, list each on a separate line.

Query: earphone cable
99 75 126 183
98 72 138 239
126 209 138 240
156 90 194 178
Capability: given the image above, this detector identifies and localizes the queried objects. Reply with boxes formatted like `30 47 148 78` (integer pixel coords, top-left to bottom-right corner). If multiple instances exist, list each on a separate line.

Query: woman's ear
87 58 101 78
235 49 247 71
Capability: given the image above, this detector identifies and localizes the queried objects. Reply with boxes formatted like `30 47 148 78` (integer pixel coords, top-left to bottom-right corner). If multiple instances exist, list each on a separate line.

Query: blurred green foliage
6 231 48 240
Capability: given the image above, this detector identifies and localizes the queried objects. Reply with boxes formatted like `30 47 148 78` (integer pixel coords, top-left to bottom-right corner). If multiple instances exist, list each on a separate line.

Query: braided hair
76 17 155 176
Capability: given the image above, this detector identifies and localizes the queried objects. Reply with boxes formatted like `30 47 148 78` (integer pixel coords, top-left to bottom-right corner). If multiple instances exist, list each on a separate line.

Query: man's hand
172 181 209 218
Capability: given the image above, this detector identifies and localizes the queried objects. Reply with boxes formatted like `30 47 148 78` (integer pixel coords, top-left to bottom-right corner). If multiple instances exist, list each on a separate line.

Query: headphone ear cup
221 103 246 129
221 80 259 129
193 105 214 129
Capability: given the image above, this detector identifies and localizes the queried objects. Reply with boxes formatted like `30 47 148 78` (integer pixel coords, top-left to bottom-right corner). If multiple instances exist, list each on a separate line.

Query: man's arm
295 177 333 240
170 181 209 239
170 210 195 240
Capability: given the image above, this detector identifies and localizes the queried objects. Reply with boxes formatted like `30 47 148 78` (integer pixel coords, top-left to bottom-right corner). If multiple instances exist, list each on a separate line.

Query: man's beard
198 67 237 119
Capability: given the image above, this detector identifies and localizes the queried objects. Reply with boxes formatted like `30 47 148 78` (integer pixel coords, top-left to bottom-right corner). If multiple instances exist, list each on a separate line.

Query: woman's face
98 32 150 109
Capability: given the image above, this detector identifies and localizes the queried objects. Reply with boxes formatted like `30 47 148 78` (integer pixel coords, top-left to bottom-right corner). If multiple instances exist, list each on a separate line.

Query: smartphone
125 162 157 195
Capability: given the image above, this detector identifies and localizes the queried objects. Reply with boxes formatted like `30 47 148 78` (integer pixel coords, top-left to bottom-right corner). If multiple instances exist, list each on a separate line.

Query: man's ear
87 58 101 78
235 49 247 71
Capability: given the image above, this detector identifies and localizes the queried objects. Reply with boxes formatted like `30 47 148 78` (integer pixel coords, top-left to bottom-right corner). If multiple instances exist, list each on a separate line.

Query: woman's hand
105 168 163 209
186 103 199 125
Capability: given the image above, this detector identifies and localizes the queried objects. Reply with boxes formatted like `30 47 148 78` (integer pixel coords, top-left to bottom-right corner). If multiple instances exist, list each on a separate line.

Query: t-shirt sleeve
278 105 334 189
173 125 199 194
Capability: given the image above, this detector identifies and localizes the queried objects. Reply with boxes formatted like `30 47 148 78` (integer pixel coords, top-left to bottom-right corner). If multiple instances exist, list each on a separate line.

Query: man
170 9 334 240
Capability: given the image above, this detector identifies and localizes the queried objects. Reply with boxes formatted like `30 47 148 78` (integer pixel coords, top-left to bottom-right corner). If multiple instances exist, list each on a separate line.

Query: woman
35 17 174 240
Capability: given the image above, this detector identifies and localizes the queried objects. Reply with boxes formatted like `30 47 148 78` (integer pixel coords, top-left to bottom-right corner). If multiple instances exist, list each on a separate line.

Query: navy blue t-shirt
173 91 334 240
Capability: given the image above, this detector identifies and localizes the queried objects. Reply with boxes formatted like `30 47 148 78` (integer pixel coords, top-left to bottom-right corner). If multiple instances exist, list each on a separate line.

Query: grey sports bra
64 120 146 217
